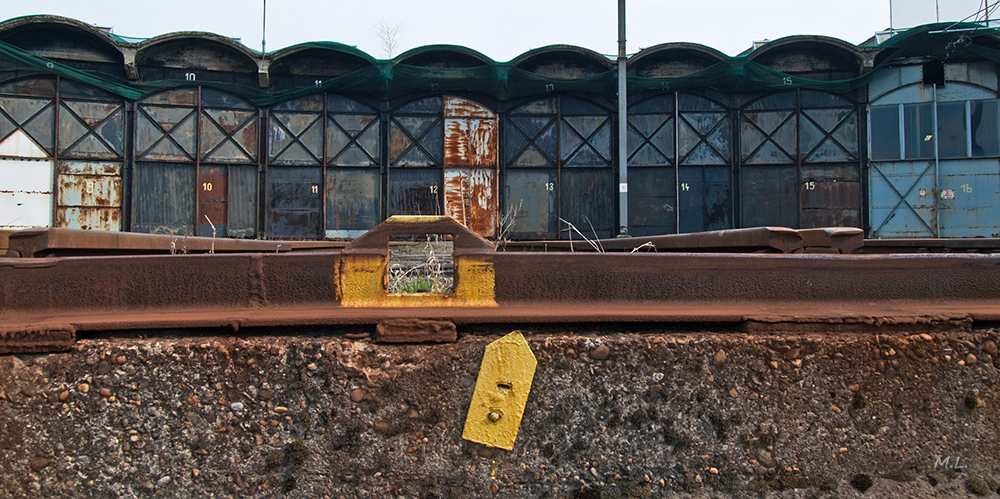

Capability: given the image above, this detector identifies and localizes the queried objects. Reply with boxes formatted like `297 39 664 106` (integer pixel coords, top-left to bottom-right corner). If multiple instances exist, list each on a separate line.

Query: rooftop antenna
261 0 267 54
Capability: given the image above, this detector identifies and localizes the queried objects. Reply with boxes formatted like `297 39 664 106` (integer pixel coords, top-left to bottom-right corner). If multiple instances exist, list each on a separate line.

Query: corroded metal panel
740 165 798 228
800 165 861 229
679 165 732 233
444 96 495 119
388 169 441 217
444 118 497 167
200 109 258 164
136 105 197 162
55 161 123 231
559 169 613 239
504 169 557 239
325 168 380 239
58 100 125 159
267 166 322 239
627 167 676 236
445 168 497 238
132 162 196 235
198 166 228 236
228 166 258 239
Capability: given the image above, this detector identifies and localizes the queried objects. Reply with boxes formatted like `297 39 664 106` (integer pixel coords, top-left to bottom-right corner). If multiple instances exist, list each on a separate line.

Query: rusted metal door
325 95 381 238
55 161 122 230
135 89 199 235
504 96 613 240
0 78 56 229
389 97 444 218
627 95 676 236
268 95 324 239
443 96 498 238
268 167 322 239
198 89 258 238
198 166 227 235
56 80 126 231
740 90 861 230
268 94 381 239
677 94 733 233
135 88 259 237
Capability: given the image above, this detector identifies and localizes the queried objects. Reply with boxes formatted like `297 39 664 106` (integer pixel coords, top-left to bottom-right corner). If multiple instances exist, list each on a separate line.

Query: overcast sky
1 0 994 60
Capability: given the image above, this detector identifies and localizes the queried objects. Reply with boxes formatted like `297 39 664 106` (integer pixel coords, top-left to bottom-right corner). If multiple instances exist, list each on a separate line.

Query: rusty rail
2 217 1000 353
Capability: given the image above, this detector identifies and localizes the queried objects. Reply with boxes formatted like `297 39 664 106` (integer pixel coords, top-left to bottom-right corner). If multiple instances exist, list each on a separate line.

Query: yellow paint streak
339 256 497 308
462 332 537 451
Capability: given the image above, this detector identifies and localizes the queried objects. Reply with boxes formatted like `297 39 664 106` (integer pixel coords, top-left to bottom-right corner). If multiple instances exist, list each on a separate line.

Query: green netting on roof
0 22 996 106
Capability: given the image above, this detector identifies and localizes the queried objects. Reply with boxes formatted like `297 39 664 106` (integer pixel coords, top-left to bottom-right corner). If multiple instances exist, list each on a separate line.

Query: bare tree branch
373 19 404 58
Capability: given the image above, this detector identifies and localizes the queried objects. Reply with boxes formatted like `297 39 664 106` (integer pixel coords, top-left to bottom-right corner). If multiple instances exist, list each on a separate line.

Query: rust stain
444 96 496 119
55 207 122 231
444 119 497 167
239 120 259 154
57 174 122 207
445 168 498 238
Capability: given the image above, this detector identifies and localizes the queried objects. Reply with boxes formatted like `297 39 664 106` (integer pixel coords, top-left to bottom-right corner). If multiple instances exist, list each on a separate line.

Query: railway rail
3 216 1000 354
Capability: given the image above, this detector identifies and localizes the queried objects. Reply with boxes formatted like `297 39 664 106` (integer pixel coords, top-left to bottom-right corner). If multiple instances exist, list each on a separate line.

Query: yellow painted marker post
462 332 537 451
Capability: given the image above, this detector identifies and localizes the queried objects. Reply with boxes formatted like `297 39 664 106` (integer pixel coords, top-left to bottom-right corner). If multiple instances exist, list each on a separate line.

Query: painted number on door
202 182 213 191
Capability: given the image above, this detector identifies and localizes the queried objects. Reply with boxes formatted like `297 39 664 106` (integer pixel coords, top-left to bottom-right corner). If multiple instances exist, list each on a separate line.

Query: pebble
713 349 727 366
273 406 288 413
350 389 366 403
757 449 773 466
27 482 40 492
78 383 90 394
588 344 610 361
784 347 801 360
97 360 112 375
259 390 274 401
729 388 739 398
967 354 978 365
651 372 664 383
192 468 200 478
919 333 933 341
709 467 719 475
565 348 576 357
984 341 998 356
58 390 69 402
230 402 244 412
186 396 198 405
30 457 51 471
157 476 171 486
307 363 318 371
100 388 111 398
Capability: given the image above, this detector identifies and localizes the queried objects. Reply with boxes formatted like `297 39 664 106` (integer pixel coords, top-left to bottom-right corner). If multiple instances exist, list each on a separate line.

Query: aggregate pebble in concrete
1 328 999 498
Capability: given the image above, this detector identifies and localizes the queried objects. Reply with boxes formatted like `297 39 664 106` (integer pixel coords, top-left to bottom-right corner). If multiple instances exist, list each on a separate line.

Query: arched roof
628 43 728 78
511 45 614 79
748 35 864 77
136 32 260 73
0 15 123 64
394 45 493 68
269 42 375 77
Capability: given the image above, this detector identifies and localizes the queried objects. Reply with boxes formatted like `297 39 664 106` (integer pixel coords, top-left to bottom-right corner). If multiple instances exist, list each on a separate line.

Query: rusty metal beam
3 218 1000 353
5 227 343 257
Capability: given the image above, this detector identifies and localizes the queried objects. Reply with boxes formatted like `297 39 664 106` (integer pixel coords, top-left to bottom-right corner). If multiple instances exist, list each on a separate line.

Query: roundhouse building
1 15 999 240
